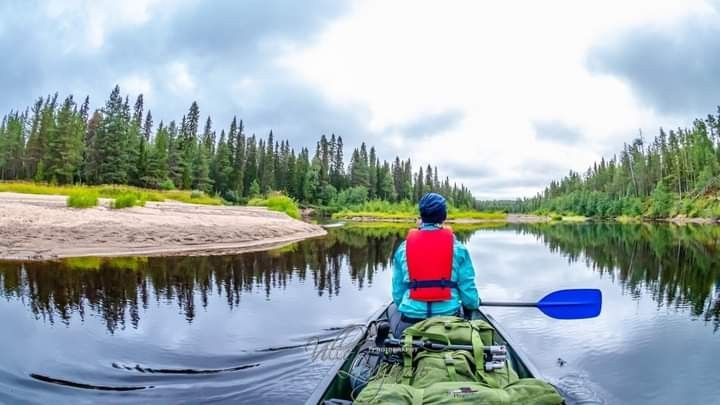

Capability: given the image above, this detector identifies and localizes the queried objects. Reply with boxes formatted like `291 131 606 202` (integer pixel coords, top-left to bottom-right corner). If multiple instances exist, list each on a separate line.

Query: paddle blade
537 289 602 320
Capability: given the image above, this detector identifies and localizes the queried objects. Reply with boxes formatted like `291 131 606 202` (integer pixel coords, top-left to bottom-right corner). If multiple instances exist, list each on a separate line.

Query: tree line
478 107 720 217
0 85 476 208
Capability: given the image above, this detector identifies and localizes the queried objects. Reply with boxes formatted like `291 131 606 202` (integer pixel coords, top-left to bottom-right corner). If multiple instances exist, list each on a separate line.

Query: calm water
1 223 719 404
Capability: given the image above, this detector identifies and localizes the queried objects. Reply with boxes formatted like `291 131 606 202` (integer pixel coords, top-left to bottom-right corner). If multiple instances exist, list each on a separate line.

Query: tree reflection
517 223 720 332
0 224 486 333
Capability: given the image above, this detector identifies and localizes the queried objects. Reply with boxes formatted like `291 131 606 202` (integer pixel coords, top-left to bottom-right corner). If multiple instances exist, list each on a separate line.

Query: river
1 223 719 404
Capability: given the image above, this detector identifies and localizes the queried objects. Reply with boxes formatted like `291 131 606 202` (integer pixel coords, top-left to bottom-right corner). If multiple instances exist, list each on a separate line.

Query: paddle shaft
479 302 537 308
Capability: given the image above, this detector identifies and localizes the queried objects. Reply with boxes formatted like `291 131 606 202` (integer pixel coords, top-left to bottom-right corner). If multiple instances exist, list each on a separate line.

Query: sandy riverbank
0 192 326 261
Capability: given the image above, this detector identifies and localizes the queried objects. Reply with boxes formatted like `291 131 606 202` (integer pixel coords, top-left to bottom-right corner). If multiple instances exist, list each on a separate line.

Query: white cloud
119 74 152 98
42 0 174 50
281 0 715 198
167 62 196 95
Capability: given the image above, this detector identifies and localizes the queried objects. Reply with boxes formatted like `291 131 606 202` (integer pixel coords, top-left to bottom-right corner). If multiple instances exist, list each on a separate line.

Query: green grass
248 193 301 219
66 190 99 208
447 209 506 220
331 200 506 221
332 210 416 220
161 189 222 205
343 221 506 232
111 192 145 209
560 215 588 222
0 181 222 205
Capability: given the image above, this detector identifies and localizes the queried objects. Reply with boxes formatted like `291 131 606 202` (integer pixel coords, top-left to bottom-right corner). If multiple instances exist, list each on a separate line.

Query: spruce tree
167 120 182 188
244 134 258 194
212 130 233 197
232 119 245 196
332 135 345 190
96 86 129 184
24 97 44 179
260 131 275 192
46 96 83 184
368 147 378 198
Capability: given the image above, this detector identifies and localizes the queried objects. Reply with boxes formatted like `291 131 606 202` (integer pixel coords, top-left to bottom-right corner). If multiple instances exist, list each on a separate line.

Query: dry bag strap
471 327 485 381
402 334 414 385
444 353 457 381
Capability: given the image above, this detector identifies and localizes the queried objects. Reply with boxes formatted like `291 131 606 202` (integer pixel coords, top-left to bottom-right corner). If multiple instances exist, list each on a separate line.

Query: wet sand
0 192 326 261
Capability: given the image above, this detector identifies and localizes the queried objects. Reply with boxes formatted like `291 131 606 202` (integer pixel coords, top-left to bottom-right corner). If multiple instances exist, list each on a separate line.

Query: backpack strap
402 334 414 385
471 326 485 382
444 352 457 381
403 329 452 346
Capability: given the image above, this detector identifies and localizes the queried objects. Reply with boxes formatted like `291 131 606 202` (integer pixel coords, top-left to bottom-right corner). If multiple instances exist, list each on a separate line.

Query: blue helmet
419 193 447 224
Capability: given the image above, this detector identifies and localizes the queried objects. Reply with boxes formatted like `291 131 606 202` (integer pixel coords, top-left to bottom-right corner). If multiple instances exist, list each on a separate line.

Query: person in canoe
389 192 480 337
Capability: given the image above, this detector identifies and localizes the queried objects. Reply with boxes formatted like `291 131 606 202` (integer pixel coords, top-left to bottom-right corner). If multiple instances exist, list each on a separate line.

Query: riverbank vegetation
0 85 478 216
332 199 506 221
248 193 301 219
111 192 144 209
66 190 98 208
0 181 222 206
478 106 720 221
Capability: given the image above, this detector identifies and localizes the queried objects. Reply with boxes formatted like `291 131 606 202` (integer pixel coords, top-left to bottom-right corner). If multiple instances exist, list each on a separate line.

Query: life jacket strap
408 279 458 289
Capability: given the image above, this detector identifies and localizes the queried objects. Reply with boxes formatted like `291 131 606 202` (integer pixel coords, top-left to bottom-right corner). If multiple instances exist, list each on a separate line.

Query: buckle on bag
484 345 507 372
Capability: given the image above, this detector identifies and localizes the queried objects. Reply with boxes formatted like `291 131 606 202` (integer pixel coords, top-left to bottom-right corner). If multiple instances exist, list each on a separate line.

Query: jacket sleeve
455 242 480 308
392 241 408 306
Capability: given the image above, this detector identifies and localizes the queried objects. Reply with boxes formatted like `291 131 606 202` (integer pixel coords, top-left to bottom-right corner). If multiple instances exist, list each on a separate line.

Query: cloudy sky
2 0 719 199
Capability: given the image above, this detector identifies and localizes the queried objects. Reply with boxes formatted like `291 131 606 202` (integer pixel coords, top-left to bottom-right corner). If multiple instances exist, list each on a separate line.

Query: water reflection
516 223 720 332
2 222 720 404
0 223 484 333
2 222 719 334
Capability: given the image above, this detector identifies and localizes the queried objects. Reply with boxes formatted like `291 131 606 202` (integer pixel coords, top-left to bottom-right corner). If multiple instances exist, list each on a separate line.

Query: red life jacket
406 227 456 302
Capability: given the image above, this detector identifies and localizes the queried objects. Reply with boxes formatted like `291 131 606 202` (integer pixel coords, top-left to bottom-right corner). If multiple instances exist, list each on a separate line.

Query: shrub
159 179 175 190
190 190 205 199
648 181 672 218
249 193 301 219
161 190 222 205
67 191 99 208
138 191 164 202
334 186 369 206
248 179 261 197
223 190 241 203
112 192 144 209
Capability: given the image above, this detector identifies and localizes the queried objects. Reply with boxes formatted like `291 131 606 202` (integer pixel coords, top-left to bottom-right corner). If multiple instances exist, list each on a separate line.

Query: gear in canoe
307 193 602 404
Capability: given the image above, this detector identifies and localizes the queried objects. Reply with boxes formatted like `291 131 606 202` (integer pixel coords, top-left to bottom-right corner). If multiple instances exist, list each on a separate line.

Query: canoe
306 303 555 404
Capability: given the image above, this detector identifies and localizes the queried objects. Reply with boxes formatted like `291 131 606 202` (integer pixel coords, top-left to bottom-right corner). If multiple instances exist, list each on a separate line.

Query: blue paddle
479 288 602 319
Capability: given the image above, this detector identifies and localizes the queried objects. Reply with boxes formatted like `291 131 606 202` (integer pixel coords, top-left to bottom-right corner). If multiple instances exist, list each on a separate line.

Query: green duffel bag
404 316 495 347
402 316 519 389
352 382 419 405
354 380 564 405
413 350 478 388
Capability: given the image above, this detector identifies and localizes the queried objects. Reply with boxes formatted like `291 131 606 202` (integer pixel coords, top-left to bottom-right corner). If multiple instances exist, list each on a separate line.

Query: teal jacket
392 224 480 319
